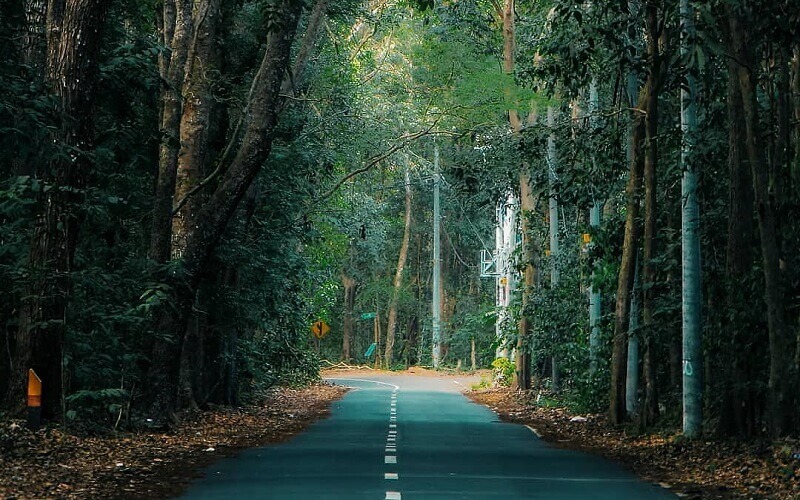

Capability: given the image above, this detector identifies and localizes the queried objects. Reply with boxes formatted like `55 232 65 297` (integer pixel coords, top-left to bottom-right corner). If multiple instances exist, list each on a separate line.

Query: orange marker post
27 369 42 430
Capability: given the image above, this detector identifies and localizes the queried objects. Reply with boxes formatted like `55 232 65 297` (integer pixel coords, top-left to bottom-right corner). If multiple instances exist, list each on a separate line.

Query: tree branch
316 119 442 203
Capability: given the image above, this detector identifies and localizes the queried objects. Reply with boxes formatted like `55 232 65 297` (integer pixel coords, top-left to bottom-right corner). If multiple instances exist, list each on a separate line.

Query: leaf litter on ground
469 387 799 499
0 383 347 499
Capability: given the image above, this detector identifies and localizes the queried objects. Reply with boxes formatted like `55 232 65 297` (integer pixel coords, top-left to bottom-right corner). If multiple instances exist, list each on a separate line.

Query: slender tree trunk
279 0 328 100
626 255 641 416
639 1 662 429
792 46 800 194
728 9 796 436
342 274 356 362
547 106 561 392
6 0 108 418
680 0 702 438
719 51 755 436
384 158 412 366
588 80 602 371
150 0 193 265
795 47 800 374
610 88 647 425
515 170 535 390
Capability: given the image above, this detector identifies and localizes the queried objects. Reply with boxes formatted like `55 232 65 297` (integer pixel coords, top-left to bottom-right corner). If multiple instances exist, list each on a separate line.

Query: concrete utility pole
432 143 442 368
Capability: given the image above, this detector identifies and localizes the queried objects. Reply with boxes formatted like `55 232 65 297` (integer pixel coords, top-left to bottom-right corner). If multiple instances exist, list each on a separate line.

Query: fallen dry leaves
0 383 347 499
469 388 800 499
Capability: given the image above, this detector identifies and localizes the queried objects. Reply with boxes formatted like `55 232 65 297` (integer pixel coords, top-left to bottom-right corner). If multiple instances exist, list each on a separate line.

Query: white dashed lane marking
386 389 400 500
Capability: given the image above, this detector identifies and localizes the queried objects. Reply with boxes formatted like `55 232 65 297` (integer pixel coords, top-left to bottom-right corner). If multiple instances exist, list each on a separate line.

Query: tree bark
150 0 193 264
6 0 108 418
146 0 304 418
179 1 303 283
384 158 412 366
610 87 647 425
719 50 756 436
342 274 356 362
727 8 796 437
640 2 661 428
515 171 535 391
279 0 328 101
171 0 222 259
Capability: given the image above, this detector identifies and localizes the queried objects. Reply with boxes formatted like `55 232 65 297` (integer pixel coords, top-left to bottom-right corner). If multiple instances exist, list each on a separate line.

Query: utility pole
432 143 442 368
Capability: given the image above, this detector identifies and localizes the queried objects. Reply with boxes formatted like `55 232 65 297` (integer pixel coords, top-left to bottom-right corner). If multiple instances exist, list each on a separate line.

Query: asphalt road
181 374 674 499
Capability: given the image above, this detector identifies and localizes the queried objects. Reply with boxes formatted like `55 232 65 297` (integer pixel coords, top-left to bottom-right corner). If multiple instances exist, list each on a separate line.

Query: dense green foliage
1 0 798 441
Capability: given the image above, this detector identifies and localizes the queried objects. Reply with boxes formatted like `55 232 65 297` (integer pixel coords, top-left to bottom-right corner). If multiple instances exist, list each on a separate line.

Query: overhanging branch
315 118 442 203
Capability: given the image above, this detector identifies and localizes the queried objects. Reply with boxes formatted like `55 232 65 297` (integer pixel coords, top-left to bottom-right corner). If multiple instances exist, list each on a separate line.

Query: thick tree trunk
179 1 303 282
384 159 412 366
6 0 108 418
146 0 304 418
171 0 222 259
728 10 796 437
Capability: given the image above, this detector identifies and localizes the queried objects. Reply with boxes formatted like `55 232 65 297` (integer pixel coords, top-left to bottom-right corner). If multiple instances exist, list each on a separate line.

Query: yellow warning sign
311 320 330 339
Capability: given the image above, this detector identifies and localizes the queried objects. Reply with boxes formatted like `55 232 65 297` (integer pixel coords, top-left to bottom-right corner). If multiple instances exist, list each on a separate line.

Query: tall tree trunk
171 0 222 259
342 274 356 362
588 80 603 371
547 105 561 392
680 0 702 438
610 87 647 425
719 50 756 436
279 0 328 100
639 1 663 429
727 8 796 437
150 0 193 264
146 0 304 418
6 0 108 418
626 255 641 416
515 170 535 390
384 158 412 366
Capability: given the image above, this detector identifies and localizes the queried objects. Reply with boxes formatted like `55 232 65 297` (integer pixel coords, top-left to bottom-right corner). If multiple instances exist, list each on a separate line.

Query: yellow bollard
27 369 42 430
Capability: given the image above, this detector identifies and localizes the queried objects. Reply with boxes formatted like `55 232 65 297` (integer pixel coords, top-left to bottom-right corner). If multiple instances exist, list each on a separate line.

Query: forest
0 0 798 444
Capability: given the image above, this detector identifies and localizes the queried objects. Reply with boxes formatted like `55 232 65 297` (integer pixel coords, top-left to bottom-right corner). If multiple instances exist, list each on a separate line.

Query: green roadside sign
360 312 376 320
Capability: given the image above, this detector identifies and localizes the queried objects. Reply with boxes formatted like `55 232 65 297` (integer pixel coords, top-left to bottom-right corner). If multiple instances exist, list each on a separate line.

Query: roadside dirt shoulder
469 388 799 499
0 383 347 499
